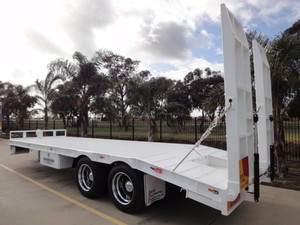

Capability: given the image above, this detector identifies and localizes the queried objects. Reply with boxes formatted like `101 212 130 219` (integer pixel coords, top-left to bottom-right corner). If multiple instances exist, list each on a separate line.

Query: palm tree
267 32 300 177
247 29 300 177
34 71 64 129
51 51 109 136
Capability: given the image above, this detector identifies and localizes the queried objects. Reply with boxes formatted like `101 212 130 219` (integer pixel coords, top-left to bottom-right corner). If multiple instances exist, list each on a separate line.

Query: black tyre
108 164 144 213
76 157 107 198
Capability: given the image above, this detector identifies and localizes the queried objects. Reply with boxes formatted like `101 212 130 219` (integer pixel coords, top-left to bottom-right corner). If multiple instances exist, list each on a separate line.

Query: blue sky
0 0 299 85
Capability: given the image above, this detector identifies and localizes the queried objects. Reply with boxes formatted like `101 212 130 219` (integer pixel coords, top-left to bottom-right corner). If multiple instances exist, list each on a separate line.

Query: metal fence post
298 118 300 161
0 102 2 133
36 120 38 129
77 119 79 137
160 119 162 142
92 120 94 138
53 120 55 130
110 119 112 139
194 118 197 143
132 118 135 140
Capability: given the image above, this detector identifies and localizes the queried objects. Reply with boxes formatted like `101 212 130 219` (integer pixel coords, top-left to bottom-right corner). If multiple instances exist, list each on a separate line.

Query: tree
287 92 300 117
184 68 223 132
93 50 139 129
13 85 37 129
0 81 4 96
267 32 300 177
247 28 300 177
285 20 300 36
165 80 192 131
128 74 173 141
0 83 36 129
0 82 16 127
51 81 79 128
202 83 225 120
52 52 109 136
34 71 64 129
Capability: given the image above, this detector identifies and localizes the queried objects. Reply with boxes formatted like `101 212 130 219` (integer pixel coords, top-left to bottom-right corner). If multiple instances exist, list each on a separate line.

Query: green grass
8 119 299 145
20 119 226 144
284 121 300 142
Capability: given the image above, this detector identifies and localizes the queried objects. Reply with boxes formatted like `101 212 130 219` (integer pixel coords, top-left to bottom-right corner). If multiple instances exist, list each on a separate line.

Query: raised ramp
221 3 255 200
253 40 274 176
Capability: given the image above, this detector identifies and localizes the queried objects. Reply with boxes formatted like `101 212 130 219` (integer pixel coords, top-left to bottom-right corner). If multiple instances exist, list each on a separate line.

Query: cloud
11 68 27 80
245 0 300 25
61 0 116 55
189 29 215 50
157 57 224 81
215 48 223 55
24 28 64 55
138 21 191 60
2 0 299 88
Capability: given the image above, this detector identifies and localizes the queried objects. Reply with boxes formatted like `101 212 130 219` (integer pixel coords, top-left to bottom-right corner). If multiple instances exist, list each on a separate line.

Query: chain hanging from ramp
172 99 232 172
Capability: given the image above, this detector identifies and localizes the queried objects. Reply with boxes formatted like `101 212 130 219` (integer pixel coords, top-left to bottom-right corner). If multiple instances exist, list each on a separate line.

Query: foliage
51 81 79 127
165 80 192 131
202 83 225 120
0 82 36 128
268 31 300 177
92 49 140 129
34 71 65 129
128 74 173 141
184 68 224 132
51 52 109 136
287 93 300 117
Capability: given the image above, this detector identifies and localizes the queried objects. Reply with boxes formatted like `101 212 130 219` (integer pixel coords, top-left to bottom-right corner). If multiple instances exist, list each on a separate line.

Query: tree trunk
44 107 48 130
273 105 288 178
147 104 153 142
81 110 88 137
63 116 66 129
80 101 89 137
122 115 130 131
147 118 153 142
5 114 10 132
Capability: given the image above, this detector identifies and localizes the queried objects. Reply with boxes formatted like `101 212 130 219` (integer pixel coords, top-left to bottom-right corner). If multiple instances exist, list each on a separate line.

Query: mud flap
144 174 165 206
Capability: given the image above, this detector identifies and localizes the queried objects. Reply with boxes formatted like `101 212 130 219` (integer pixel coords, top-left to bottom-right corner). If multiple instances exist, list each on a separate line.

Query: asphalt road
1 138 300 225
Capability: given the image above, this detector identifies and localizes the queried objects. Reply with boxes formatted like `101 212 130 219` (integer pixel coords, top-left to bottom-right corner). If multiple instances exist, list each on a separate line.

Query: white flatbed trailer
9 4 274 216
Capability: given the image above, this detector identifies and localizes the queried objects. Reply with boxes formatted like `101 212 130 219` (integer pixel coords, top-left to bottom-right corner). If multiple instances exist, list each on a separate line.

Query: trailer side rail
10 129 67 139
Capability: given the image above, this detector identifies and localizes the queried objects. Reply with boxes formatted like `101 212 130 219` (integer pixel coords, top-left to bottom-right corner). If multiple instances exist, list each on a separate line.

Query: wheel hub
125 181 133 192
89 172 94 181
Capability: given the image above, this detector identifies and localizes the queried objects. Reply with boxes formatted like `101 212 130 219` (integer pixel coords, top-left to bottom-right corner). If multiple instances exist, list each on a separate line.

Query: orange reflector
208 188 219 194
150 167 163 174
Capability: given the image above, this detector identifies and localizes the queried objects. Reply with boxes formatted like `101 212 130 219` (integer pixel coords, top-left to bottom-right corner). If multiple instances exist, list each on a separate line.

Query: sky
0 0 299 86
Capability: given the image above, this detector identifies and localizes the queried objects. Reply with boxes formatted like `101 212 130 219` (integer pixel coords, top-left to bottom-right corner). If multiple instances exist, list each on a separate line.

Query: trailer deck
10 135 228 188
